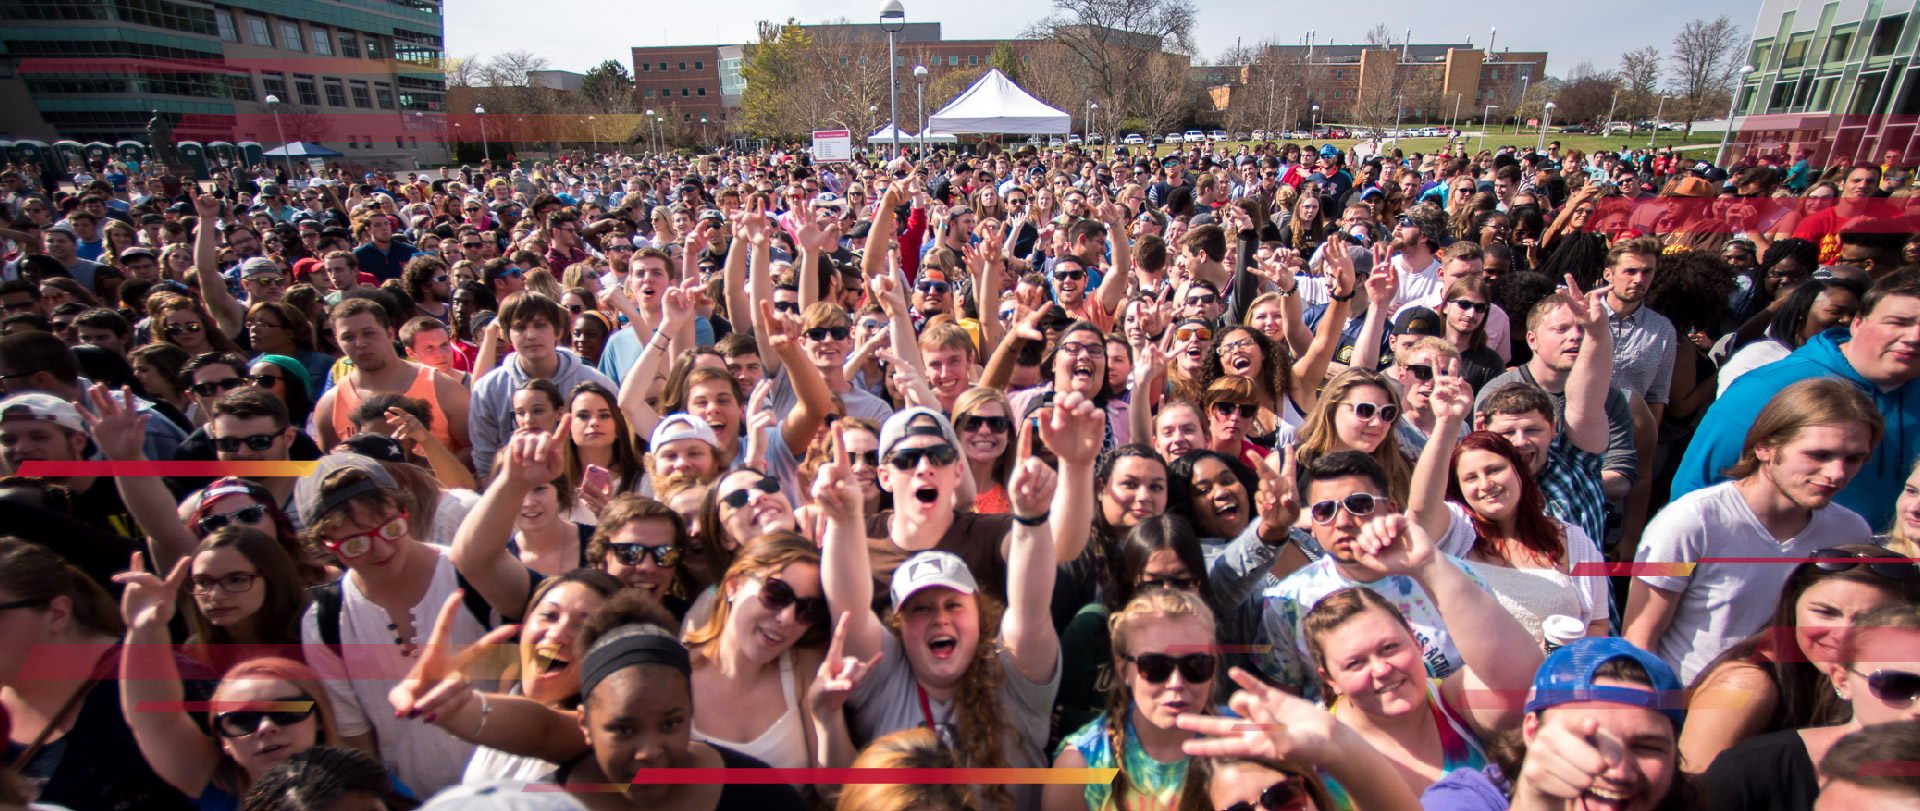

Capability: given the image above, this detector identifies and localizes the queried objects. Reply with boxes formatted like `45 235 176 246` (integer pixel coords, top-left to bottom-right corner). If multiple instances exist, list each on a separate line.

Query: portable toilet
175 141 210 180
238 141 263 166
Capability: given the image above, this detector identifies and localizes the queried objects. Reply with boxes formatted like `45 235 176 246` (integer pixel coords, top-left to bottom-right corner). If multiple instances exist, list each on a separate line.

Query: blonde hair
835 728 978 811
1725 378 1884 481
1105 589 1219 811
1296 368 1413 503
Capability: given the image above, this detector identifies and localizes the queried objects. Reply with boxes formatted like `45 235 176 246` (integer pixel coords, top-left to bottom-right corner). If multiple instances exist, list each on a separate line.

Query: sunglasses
504 268 525 278
960 415 1011 435
321 512 408 560
1175 327 1212 342
197 504 268 534
887 444 959 470
1447 299 1491 314
566 304 585 315
1219 777 1310 811
609 542 683 568
462 242 483 249
757 576 827 625
1812 547 1918 581
432 274 450 284
186 572 262 595
213 432 282 453
166 322 205 336
1343 402 1399 423
1186 293 1220 305
608 244 634 252
1138 575 1198 591
1211 402 1258 419
1404 364 1438 382
213 699 317 738
1054 270 1088 282
773 301 801 315
846 449 881 467
917 281 951 295
719 475 782 509
1308 493 1384 525
191 377 246 397
1126 652 1217 684
248 275 286 286
803 326 851 342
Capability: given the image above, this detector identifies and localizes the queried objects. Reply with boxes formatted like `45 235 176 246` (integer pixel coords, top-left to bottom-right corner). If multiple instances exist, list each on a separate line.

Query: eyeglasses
186 572 262 595
608 244 634 252
887 443 960 470
0 598 50 613
321 512 409 560
1446 299 1491 314
1308 493 1384 525
773 301 801 315
566 304 585 315
1053 270 1088 282
1175 327 1212 342
917 281 950 295
803 326 851 342
1218 776 1310 811
213 699 317 738
213 432 282 453
1211 402 1258 419
1138 575 1198 591
960 415 1011 434
1342 402 1399 423
191 377 246 398
1058 341 1105 359
608 542 683 568
247 276 286 286
1186 293 1220 305
1125 652 1217 684
197 504 269 534
166 322 205 336
719 475 782 509
1812 547 1918 581
1856 668 1920 705
246 319 287 331
1403 364 1438 382
757 576 827 625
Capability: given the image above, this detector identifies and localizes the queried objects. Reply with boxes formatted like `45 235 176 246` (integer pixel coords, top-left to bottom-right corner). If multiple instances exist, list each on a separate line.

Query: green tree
579 60 634 114
989 41 1022 83
740 18 814 138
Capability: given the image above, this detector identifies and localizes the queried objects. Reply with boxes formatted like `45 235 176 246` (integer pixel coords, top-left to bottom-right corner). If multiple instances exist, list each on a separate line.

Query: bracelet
1012 512 1047 526
1329 290 1355 302
469 691 491 739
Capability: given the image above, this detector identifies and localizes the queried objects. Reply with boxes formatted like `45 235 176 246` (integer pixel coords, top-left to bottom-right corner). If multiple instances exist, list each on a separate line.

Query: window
694 60 703 70
323 77 346 107
216 11 237 42
1875 15 1907 57
374 82 394 109
364 37 382 60
362 135 372 149
1827 31 1854 63
397 135 406 147
281 22 304 51
661 86 671 96
1782 34 1811 68
680 87 689 96
350 80 371 108
294 74 319 105
697 87 706 96
1769 80 1796 111
947 55 958 66
310 29 332 55
339 33 359 58
261 72 286 99
645 88 655 97
248 17 271 45
641 62 649 71
678 61 687 70
841 57 849 66
658 61 667 71
969 54 978 66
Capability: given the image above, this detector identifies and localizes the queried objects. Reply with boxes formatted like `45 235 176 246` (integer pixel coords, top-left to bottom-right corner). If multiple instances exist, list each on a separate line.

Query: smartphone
582 464 613 494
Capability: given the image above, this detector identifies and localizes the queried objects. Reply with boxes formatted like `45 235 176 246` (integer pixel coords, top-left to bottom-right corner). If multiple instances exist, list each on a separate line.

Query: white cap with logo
889 550 978 612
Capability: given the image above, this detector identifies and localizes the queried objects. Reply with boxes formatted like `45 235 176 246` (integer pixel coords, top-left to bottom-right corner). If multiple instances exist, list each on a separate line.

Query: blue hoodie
1672 329 1920 527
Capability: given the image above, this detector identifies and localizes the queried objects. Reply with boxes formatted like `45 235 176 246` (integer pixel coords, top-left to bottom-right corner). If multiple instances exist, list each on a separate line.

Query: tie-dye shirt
1060 710 1205 811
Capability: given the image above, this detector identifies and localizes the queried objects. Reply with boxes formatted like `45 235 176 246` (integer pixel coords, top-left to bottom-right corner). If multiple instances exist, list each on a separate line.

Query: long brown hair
1202 325 1291 415
882 589 1013 810
1447 431 1567 566
0 537 123 639
559 382 644 495
184 528 311 651
152 293 243 354
683 534 827 665
1175 757 1338 811
1724 378 1884 481
1295 368 1413 504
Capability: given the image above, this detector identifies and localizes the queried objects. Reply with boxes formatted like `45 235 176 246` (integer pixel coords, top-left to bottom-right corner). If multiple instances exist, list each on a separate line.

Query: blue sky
445 0 1760 79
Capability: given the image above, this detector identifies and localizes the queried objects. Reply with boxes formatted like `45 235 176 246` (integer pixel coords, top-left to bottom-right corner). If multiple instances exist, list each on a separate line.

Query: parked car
1183 130 1207 143
1122 133 1145 145
1250 130 1267 141
1165 132 1184 143
1560 124 1590 133
1048 137 1065 147
1208 130 1229 142
1327 127 1349 138
1088 133 1104 144
1023 136 1042 146
1066 134 1084 145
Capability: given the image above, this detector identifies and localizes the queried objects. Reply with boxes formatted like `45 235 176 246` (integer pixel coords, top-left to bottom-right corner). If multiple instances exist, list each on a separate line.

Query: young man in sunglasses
1253 450 1487 699
1389 241 1513 363
169 362 322 487
1388 336 1464 453
1051 206 1134 335
1625 378 1882 684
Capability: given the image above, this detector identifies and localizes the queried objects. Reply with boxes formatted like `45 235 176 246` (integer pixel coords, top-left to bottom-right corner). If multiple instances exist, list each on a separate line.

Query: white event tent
867 124 959 144
925 69 1070 135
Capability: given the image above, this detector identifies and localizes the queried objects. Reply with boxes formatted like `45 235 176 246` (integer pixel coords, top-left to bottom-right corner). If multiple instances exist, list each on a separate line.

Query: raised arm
967 226 1005 357
1409 378 1470 543
115 554 224 798
450 424 570 617
1035 392 1100 564
1001 422 1061 684
616 281 696 436
724 212 755 332
765 301 833 457
796 221 824 311
191 195 244 336
1288 247 1353 406
813 426 884 664
1093 203 1133 316
81 385 199 572
1560 274 1615 456
387 594 587 763
859 176 908 281
1344 262 1397 373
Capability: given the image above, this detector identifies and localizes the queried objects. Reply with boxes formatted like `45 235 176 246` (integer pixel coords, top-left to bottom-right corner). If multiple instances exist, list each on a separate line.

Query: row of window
640 59 703 72
5 37 220 61
27 72 252 101
221 10 386 61
259 71 395 110
643 87 708 98
2 0 219 39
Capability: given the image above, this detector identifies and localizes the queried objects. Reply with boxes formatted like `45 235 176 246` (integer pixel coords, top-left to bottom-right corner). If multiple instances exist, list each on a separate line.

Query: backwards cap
1524 637 1686 729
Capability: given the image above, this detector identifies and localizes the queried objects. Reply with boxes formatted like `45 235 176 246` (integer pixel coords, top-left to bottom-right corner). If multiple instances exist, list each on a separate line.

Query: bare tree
275 103 334 143
1135 52 1194 134
1617 46 1663 122
477 50 549 89
444 55 482 88
1025 0 1197 131
1668 15 1745 135
1364 23 1395 48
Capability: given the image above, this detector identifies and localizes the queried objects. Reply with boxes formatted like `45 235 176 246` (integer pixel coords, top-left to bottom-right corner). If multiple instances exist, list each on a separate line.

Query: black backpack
308 572 499 654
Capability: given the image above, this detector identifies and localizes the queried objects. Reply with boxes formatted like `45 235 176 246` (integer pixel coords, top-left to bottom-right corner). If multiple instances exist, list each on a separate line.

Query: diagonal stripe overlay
539 768 1122 786
137 700 314 712
17 461 318 477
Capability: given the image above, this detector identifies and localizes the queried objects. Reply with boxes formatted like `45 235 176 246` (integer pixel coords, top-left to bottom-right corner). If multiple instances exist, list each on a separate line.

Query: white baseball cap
649 413 719 451
890 550 978 612
0 392 85 434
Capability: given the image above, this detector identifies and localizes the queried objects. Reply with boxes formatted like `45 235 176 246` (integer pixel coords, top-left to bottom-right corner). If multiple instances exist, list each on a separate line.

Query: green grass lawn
1094 132 1722 157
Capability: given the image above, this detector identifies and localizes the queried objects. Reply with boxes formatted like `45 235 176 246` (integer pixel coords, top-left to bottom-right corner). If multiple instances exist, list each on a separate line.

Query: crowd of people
1 131 1919 811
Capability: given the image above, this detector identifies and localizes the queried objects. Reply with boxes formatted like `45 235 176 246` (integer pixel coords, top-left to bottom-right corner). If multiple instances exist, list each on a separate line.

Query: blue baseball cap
1319 144 1339 157
1524 637 1685 730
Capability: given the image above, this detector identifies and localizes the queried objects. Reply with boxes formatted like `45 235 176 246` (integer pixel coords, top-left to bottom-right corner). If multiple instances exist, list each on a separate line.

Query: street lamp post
644 108 656 153
587 115 597 156
1479 105 1498 153
868 105 879 145
1716 65 1757 167
1450 93 1462 135
1513 74 1530 134
1536 101 1556 153
913 64 928 157
263 94 294 179
1311 104 1321 135
1650 95 1669 148
1086 101 1097 153
699 115 709 148
880 0 906 158
1603 88 1620 136
474 105 489 164
1391 93 1404 148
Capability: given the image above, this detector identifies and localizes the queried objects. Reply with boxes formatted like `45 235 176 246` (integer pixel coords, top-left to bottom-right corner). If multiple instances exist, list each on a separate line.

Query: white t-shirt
1391 254 1445 311
1634 480 1872 683
302 549 486 795
1436 502 1608 637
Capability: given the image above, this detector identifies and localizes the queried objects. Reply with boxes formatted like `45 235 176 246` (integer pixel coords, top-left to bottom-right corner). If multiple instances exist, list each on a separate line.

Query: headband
577 309 613 333
578 629 692 700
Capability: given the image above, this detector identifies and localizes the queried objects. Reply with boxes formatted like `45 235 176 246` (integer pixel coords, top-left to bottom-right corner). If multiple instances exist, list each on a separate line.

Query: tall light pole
1086 101 1097 149
1536 101 1556 153
1603 87 1620 134
645 109 656 153
1513 74 1529 134
1311 104 1321 135
913 63 928 157
868 105 879 144
699 115 709 148
263 94 294 179
1449 93 1462 134
1716 65 1757 166
1478 105 1498 153
474 105 489 164
880 0 906 158
1650 95 1669 148
587 115 597 156
1391 92 1404 147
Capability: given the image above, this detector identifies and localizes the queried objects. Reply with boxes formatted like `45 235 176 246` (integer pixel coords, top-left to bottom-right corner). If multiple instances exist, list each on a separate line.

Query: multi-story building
0 0 450 171
1207 42 1547 130
1730 0 1920 164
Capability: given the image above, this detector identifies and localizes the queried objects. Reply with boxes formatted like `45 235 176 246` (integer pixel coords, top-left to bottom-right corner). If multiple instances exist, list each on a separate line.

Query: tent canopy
866 125 959 144
263 141 341 157
926 70 1071 135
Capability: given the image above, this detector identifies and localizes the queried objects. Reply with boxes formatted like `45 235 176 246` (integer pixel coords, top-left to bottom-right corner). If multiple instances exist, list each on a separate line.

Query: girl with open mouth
1203 324 1338 448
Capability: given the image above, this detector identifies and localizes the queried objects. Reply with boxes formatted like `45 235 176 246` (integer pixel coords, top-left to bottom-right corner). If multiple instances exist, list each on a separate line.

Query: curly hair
1201 325 1291 418
882 590 1013 810
1645 249 1737 334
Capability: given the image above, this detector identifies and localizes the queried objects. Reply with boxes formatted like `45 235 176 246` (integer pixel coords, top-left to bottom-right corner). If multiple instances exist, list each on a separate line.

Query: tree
1025 0 1197 132
1135 52 1194 134
579 60 634 114
477 50 549 88
739 18 815 138
1364 23 1395 48
1556 69 1622 125
276 104 333 144
444 55 481 88
1618 46 1663 122
1668 15 1745 135
989 41 1022 84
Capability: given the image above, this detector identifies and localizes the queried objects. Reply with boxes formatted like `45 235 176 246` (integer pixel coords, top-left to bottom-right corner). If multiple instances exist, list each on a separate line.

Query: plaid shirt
1538 433 1608 551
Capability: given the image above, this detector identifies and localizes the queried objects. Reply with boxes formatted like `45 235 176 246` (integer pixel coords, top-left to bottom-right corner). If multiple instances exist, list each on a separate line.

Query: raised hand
1512 713 1630 811
193 193 221 219
387 591 518 724
1008 418 1061 513
794 220 825 253
661 280 697 329
112 552 187 632
1428 377 1474 422
504 415 569 484
807 612 881 717
1131 339 1168 388
82 384 150 462
1364 257 1399 305
1255 444 1300 537
1557 273 1612 332
1011 305 1051 343
1324 243 1356 297
1037 390 1103 467
867 275 908 314
384 407 429 449
1348 513 1438 581
810 425 865 525
1178 668 1351 765
759 300 802 352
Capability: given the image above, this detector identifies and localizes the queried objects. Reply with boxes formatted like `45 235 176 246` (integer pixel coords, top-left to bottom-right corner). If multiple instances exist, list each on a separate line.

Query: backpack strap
309 579 344 657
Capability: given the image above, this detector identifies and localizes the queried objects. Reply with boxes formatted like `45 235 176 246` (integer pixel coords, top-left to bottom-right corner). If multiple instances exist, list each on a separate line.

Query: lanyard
917 683 937 732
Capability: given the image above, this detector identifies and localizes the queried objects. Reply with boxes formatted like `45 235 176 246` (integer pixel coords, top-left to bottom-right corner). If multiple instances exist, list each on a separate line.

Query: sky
445 0 1761 78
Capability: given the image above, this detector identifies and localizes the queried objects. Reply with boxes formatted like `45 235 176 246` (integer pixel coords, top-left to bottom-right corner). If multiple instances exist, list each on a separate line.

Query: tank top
1062 711 1191 811
691 651 808 771
1323 679 1488 810
329 362 457 452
